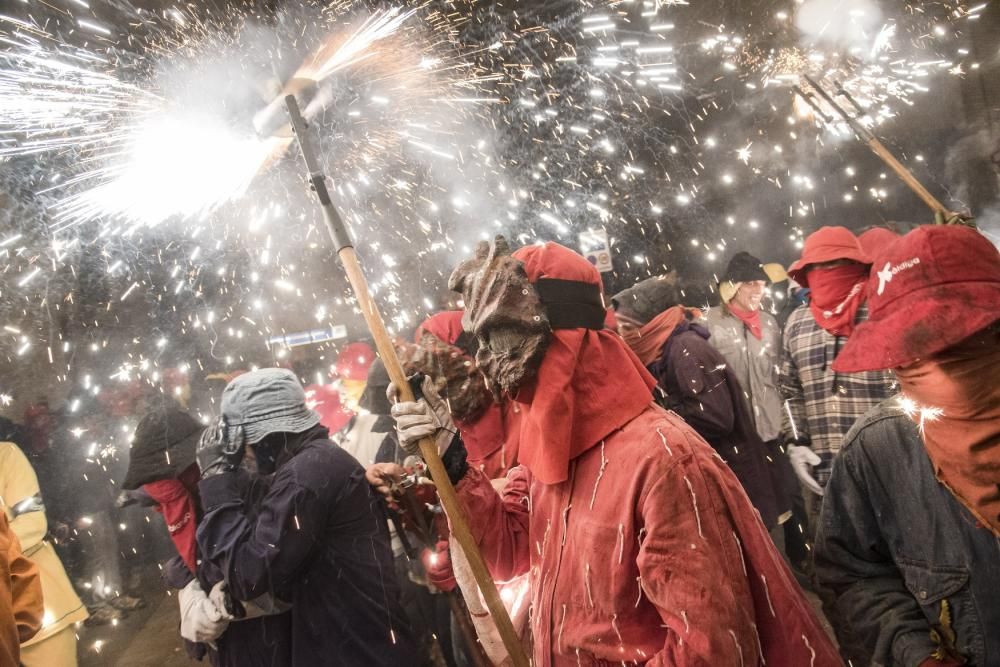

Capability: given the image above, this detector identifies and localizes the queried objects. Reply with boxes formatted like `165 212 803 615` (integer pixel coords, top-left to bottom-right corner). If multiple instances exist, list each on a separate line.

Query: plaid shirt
779 303 896 485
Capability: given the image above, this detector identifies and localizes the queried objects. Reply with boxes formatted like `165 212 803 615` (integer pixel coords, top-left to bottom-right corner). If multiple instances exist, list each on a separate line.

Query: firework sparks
0 0 979 653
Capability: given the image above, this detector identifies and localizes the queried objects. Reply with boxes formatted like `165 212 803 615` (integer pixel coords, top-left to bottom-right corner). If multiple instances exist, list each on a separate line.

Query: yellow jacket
0 442 88 645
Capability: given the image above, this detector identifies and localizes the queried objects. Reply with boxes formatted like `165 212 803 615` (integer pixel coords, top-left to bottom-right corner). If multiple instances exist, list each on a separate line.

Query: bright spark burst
1 6 492 230
897 395 945 433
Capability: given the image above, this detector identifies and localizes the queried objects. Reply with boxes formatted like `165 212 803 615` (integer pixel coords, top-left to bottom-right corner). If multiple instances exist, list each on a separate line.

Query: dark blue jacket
816 401 1000 666
163 469 292 666
197 433 416 666
650 321 786 529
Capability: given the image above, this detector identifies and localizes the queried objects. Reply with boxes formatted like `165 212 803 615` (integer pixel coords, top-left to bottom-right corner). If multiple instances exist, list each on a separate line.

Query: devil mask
448 237 552 399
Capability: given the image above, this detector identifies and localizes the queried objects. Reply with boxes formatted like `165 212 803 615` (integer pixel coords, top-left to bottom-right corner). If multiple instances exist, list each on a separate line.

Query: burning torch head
252 77 320 139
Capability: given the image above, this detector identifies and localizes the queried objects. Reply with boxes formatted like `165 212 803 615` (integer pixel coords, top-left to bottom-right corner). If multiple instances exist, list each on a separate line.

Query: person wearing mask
195 368 416 666
403 310 520 479
400 311 527 665
815 225 1000 666
0 440 87 666
119 406 292 666
611 274 786 531
0 511 43 666
371 238 840 666
703 252 809 575
779 226 895 516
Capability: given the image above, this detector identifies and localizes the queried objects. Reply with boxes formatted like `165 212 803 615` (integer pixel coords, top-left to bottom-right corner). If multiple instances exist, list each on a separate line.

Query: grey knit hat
221 368 320 445
611 275 681 325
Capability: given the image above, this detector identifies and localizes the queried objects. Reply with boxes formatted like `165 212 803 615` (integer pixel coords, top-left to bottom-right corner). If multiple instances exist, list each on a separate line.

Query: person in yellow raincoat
0 441 89 666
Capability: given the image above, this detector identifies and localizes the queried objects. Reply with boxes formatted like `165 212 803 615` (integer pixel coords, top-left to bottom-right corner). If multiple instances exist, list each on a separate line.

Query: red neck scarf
807 264 869 337
512 244 657 485
727 303 762 340
895 331 1000 536
144 464 201 573
618 306 702 366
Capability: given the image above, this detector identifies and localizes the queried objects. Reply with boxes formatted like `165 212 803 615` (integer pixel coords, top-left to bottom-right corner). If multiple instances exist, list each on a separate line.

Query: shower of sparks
0 0 978 653
1 5 488 230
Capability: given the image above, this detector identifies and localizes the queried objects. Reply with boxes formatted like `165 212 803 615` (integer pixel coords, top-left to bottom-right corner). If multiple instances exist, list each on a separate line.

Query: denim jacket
815 400 1000 666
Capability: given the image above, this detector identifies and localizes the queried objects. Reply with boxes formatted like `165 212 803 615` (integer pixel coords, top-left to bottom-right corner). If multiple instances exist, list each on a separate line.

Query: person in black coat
612 276 787 530
119 406 292 666
196 368 416 666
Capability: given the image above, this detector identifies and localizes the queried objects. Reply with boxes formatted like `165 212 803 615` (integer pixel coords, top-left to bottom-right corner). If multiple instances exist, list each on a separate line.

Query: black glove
197 416 245 479
440 433 468 486
780 432 812 449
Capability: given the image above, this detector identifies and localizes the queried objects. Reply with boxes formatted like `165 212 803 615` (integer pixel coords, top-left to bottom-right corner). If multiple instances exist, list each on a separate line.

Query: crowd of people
1 221 997 666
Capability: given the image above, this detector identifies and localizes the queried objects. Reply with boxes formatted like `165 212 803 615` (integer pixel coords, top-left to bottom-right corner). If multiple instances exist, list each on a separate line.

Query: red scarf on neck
144 464 201 573
727 303 762 340
895 330 1000 536
807 264 869 337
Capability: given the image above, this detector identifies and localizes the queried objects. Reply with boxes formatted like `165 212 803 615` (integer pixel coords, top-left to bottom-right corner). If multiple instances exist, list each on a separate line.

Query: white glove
178 579 232 645
787 445 824 497
387 376 456 457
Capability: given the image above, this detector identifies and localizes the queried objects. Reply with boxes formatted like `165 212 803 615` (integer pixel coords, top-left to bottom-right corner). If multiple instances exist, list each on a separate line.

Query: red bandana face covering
895 330 1000 536
806 264 870 337
144 467 200 573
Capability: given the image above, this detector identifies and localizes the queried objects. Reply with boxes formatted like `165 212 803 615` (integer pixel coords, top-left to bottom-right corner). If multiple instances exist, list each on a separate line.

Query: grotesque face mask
449 237 552 399
398 332 493 422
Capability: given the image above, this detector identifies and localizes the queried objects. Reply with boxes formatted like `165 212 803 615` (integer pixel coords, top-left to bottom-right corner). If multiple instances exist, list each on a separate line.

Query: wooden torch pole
802 76 951 216
283 95 529 667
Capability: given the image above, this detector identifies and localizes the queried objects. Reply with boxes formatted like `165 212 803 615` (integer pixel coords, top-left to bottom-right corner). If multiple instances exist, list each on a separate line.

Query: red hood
512 242 656 485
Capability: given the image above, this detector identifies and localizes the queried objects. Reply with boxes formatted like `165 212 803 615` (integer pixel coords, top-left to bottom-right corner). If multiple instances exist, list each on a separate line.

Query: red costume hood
512 242 656 485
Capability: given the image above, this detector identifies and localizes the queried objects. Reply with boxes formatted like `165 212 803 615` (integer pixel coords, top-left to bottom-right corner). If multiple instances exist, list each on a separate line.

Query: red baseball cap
832 225 1000 372
788 226 872 287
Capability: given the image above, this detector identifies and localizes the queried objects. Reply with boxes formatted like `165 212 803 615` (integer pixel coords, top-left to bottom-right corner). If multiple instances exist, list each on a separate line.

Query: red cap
858 227 900 258
832 225 1000 372
335 342 376 381
788 226 872 287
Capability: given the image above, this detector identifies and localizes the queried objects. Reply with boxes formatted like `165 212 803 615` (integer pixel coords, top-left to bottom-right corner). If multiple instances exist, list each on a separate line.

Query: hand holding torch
279 94 529 667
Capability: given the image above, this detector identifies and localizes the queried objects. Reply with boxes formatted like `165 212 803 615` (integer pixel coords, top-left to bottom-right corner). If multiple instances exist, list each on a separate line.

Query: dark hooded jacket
129 408 292 667
197 425 416 666
650 319 785 529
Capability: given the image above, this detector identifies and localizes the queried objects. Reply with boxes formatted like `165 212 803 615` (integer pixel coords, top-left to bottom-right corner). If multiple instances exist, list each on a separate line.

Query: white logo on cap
876 257 921 296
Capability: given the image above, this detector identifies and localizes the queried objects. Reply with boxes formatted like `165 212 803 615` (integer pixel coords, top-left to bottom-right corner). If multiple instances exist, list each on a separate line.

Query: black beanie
723 252 769 284
122 408 201 490
358 358 392 415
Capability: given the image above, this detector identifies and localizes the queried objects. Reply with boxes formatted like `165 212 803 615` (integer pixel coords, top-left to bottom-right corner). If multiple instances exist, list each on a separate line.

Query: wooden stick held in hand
284 95 529 667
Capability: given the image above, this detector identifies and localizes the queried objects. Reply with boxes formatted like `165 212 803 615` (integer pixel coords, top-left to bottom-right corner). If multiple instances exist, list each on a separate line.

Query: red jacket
455 405 841 666
456 400 521 479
